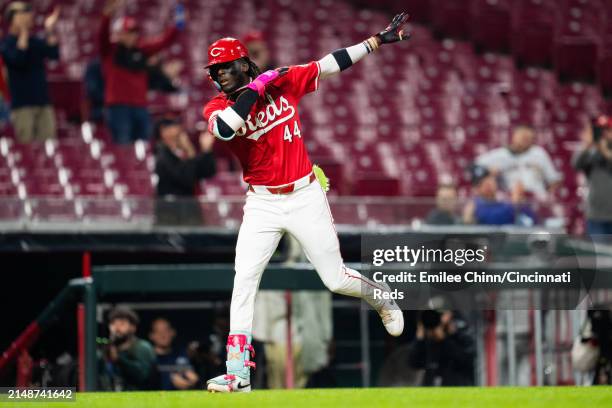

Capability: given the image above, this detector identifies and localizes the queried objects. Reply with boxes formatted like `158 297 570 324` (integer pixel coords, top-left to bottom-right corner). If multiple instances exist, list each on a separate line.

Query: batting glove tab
376 12 410 44
247 68 287 96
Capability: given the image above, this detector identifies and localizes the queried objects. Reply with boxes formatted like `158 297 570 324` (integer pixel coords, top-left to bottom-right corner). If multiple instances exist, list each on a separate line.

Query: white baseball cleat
379 306 404 337
207 373 251 393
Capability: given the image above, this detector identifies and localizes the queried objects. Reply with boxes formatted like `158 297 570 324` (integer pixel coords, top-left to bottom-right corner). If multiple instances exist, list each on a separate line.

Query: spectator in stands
84 57 105 123
407 298 475 386
154 117 216 226
476 125 561 200
84 54 181 123
103 306 158 391
149 317 199 390
425 184 458 225
242 31 274 71
99 0 184 144
147 55 183 94
572 116 612 238
1 2 60 142
0 55 10 124
463 164 536 226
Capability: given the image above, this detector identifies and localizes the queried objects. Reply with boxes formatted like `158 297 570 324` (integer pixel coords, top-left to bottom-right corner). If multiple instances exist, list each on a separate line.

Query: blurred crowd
0 1 611 233
425 120 612 237
1 0 612 394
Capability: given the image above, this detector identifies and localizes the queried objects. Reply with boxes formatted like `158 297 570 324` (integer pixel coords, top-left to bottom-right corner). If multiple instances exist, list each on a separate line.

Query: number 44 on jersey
283 121 302 142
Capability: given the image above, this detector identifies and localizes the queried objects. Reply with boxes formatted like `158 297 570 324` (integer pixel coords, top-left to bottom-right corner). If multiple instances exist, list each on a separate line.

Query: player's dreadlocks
245 58 262 79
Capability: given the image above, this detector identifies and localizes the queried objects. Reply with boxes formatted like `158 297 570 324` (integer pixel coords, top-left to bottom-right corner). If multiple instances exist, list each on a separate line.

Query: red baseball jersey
203 61 321 186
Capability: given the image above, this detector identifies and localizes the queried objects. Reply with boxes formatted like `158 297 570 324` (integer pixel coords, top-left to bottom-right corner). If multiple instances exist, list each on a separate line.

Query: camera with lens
588 308 612 356
420 309 442 330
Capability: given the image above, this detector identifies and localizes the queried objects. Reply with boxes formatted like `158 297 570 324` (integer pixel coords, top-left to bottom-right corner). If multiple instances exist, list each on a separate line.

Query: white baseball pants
230 179 388 332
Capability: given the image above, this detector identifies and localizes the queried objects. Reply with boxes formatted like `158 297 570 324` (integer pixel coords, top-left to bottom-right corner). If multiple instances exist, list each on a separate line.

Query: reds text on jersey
203 62 321 186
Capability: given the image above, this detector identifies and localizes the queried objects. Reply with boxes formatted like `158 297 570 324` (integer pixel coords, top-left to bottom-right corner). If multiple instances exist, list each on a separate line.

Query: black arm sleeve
331 48 353 71
215 88 259 139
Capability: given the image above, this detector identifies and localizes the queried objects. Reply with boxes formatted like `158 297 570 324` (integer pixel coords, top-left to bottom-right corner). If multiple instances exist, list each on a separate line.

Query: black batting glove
275 67 289 76
376 12 410 44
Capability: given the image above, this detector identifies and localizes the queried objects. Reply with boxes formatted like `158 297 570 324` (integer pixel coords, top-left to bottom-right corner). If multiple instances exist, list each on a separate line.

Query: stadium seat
0 0 608 230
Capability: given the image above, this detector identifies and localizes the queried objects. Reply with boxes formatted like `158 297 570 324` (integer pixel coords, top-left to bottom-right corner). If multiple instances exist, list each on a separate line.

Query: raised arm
99 0 121 56
572 125 598 173
205 13 409 142
43 6 60 50
318 12 410 80
138 27 179 56
139 4 185 56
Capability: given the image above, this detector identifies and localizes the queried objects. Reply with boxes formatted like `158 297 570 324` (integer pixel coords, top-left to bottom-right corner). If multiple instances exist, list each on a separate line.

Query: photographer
103 307 157 391
572 306 612 385
573 116 612 239
407 301 475 386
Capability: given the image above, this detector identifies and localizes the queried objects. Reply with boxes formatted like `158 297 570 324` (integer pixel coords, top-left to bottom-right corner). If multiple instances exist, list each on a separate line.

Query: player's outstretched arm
318 12 410 80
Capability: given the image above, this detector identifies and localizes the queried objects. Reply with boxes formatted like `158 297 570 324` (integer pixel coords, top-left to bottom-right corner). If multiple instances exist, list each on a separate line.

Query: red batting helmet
205 37 249 68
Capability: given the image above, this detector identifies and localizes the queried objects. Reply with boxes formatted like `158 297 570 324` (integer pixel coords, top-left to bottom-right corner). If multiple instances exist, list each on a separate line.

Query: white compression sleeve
217 107 245 132
318 40 374 80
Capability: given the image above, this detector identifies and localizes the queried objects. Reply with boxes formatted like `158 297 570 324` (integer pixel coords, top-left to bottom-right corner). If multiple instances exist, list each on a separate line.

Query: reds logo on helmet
205 38 249 68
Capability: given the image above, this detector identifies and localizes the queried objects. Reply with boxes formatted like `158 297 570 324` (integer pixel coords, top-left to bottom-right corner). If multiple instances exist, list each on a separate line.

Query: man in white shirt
476 126 561 200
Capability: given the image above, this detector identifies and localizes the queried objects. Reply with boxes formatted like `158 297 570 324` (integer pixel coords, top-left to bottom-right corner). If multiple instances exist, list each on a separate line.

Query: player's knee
322 276 344 293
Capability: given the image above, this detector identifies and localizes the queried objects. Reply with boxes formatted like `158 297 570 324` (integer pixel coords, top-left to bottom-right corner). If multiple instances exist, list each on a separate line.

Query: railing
0 196 438 231
0 196 571 232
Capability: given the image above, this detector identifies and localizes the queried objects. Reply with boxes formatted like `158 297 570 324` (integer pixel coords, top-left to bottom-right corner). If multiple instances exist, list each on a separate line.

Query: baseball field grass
2 386 611 408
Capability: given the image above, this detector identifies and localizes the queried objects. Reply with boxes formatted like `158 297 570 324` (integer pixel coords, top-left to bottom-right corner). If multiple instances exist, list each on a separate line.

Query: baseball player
203 12 410 392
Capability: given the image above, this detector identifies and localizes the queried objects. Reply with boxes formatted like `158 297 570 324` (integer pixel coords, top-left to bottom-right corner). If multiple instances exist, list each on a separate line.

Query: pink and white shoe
207 331 255 392
207 373 251 393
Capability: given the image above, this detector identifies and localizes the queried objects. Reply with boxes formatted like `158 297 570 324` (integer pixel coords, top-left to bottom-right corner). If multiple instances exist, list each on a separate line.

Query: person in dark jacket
572 116 612 240
84 58 105 122
408 300 475 386
102 307 158 391
1 2 60 142
149 317 199 390
154 117 216 226
100 0 184 143
425 184 458 225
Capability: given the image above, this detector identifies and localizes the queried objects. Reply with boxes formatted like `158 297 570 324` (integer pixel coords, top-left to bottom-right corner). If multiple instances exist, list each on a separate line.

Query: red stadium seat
554 37 600 82
352 174 400 196
2 0 608 229
470 0 512 53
